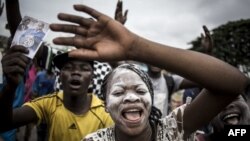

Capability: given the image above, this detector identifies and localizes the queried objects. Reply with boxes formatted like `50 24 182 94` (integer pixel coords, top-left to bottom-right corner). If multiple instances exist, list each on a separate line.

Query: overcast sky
0 0 249 49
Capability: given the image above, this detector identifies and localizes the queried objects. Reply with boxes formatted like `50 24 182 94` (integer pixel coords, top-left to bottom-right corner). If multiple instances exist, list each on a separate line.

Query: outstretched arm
179 25 213 89
50 4 247 93
50 4 249 136
5 0 22 37
0 46 38 132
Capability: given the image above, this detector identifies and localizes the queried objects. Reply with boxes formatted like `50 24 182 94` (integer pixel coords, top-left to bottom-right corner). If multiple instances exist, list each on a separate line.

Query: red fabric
24 64 37 102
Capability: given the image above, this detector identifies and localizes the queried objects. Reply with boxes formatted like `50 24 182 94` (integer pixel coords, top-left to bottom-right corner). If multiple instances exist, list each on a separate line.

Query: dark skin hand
50 5 134 62
2 45 30 85
0 0 4 16
114 0 128 25
0 46 38 132
109 0 129 68
201 25 213 54
50 4 248 95
5 0 22 37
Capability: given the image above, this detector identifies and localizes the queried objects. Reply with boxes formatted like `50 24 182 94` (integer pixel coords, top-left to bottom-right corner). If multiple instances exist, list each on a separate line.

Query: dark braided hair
101 64 162 130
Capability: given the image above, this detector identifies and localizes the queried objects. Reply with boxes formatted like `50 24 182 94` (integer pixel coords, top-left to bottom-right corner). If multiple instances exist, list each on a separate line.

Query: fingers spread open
57 13 94 27
53 36 90 48
50 24 87 36
73 4 103 20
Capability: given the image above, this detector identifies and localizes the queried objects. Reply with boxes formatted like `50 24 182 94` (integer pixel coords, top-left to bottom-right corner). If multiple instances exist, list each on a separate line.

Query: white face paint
106 68 152 136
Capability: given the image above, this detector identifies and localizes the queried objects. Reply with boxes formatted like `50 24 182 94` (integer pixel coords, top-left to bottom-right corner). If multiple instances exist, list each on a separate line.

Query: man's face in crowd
147 65 162 75
60 60 93 96
211 95 250 133
105 68 152 136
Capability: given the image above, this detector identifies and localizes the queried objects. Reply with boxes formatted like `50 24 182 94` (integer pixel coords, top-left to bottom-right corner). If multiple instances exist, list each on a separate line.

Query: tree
189 19 250 75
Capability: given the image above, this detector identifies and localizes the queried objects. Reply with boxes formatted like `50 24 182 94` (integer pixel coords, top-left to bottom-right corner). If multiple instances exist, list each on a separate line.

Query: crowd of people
0 0 249 141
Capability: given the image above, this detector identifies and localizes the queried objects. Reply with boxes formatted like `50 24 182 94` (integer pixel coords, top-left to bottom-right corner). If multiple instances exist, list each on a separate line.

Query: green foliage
189 19 250 73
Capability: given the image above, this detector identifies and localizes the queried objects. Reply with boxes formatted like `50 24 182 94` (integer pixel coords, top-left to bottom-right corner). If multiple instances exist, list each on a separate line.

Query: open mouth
69 80 81 89
222 113 240 125
71 80 81 85
122 108 143 124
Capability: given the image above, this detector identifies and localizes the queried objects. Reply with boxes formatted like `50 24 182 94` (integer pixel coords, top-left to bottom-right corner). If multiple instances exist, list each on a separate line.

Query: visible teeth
122 108 142 121
223 114 239 120
223 113 239 125
126 109 140 112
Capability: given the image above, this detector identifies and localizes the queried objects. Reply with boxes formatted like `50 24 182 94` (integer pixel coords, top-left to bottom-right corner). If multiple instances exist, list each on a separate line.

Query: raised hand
201 25 213 54
50 5 136 62
5 0 22 37
0 0 4 16
1 45 29 85
114 0 128 25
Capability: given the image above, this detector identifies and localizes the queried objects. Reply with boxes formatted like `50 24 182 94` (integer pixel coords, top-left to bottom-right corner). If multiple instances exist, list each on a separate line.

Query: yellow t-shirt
24 92 113 141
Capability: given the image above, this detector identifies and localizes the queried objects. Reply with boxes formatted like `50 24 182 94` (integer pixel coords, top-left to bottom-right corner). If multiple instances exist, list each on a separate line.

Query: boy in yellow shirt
0 48 113 141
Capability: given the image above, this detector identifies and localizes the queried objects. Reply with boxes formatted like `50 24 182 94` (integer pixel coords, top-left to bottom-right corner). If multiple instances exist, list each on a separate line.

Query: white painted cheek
106 95 124 121
142 92 152 107
106 94 123 111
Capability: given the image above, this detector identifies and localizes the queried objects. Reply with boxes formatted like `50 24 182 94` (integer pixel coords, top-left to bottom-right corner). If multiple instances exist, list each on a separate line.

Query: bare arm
50 4 249 136
0 46 38 132
109 0 129 68
5 0 22 37
49 4 248 98
179 25 212 89
179 79 199 90
0 105 38 132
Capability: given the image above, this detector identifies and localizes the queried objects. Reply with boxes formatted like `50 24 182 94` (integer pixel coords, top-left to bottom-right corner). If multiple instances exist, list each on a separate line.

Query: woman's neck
115 122 153 141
